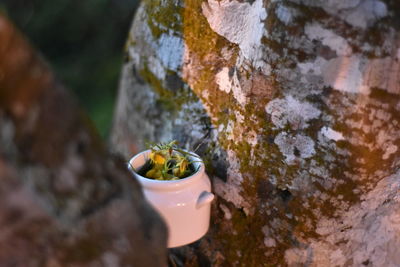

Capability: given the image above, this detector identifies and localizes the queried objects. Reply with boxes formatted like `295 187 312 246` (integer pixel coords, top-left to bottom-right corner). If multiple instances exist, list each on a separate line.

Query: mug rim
128 149 205 190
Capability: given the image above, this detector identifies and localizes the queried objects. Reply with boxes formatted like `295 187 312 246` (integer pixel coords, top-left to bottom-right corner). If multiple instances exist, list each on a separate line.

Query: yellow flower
179 159 188 174
145 169 156 179
150 151 166 165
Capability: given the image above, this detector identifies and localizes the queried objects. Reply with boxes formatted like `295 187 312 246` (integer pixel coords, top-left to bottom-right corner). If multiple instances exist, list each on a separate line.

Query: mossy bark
0 15 167 266
112 0 400 266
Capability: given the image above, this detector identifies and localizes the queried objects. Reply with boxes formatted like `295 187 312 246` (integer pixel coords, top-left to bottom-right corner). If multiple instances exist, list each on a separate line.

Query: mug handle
196 191 214 209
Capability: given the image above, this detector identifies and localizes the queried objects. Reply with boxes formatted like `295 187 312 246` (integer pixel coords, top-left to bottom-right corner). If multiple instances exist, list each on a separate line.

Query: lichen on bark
112 0 400 266
0 14 167 266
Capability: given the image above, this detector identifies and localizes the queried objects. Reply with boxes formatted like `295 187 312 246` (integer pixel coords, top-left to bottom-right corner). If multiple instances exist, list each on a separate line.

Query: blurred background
0 0 139 138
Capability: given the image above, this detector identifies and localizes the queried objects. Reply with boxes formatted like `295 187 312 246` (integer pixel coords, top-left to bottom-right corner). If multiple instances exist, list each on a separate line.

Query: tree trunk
112 0 400 266
0 15 167 266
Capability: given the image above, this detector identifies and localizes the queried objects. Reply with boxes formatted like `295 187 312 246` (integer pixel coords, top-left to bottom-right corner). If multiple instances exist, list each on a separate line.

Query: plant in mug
128 140 214 247
134 140 200 180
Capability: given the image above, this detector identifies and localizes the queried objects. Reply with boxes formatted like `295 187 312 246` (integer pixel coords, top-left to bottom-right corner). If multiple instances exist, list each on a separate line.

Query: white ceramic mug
128 150 214 248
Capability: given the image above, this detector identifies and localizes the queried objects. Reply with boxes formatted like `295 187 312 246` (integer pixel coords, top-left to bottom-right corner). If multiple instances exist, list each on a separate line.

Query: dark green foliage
0 0 139 138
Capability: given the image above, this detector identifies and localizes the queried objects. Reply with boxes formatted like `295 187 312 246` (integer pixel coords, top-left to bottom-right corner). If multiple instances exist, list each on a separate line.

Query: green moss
144 0 183 39
216 207 268 265
143 0 391 264
124 33 136 55
139 64 172 97
139 63 197 113
163 0 366 264
183 0 219 60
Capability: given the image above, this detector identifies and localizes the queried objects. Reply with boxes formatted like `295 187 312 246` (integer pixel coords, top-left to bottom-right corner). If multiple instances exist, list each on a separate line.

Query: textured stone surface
112 0 400 266
0 15 167 266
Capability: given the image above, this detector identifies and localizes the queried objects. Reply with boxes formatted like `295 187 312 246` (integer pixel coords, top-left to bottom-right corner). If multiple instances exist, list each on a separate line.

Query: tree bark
112 0 400 266
0 15 167 266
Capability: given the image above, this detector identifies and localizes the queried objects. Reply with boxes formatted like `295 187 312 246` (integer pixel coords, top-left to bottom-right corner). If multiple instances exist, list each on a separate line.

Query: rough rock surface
112 0 400 266
0 15 167 266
